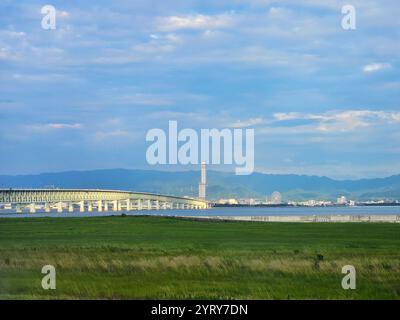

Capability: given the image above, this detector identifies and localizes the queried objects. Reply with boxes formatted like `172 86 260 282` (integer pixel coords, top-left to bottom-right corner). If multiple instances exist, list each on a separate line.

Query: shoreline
0 212 399 223
175 215 400 223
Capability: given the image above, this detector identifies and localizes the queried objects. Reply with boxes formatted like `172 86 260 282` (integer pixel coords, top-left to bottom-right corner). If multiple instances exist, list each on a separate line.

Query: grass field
0 215 399 299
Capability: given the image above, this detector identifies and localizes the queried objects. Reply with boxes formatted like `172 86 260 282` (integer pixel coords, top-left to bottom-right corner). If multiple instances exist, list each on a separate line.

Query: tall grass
0 216 399 299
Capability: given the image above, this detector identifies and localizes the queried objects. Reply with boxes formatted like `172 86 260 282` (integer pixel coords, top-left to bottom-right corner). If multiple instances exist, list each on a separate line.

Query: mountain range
1 169 400 201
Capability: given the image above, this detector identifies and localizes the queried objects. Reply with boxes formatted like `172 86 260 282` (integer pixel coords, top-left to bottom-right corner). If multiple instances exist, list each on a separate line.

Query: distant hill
1 169 400 201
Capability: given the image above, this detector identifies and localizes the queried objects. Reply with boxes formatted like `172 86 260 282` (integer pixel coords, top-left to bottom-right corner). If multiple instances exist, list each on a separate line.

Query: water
1 205 400 218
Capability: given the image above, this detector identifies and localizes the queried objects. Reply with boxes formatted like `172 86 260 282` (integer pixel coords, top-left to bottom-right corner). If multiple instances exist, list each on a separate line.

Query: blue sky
0 0 399 179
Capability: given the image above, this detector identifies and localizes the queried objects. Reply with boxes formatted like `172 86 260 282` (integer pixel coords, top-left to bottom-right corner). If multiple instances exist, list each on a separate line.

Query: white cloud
58 10 70 18
272 110 400 133
157 13 234 31
390 113 400 122
47 123 82 129
230 117 265 128
273 112 300 121
363 63 392 73
26 123 82 133
0 30 26 38
11 73 80 82
0 47 12 60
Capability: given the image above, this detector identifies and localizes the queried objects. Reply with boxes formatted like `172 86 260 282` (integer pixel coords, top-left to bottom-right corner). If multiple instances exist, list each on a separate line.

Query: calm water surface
1 206 400 218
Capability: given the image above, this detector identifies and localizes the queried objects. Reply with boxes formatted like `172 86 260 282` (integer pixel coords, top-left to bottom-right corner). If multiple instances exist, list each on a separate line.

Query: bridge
0 189 210 213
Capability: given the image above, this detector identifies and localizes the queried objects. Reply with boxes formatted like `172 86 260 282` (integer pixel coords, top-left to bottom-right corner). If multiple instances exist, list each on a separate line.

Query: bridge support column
68 203 74 213
155 200 160 210
16 205 22 213
146 200 151 210
29 203 36 214
117 200 122 211
56 202 63 213
137 199 143 210
180 203 185 209
79 201 85 212
88 202 93 212
126 199 131 211
97 200 103 212
45 203 51 213
112 200 118 211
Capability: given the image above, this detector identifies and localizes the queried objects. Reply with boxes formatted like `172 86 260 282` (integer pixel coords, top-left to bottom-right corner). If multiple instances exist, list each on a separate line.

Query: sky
0 0 399 179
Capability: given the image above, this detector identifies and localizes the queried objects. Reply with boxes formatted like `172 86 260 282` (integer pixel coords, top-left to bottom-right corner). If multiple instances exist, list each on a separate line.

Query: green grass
0 215 399 299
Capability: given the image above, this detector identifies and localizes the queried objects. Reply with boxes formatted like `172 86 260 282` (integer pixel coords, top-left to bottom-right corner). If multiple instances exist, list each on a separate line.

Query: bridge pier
112 200 118 211
155 200 160 210
136 200 140 210
126 199 131 211
88 202 93 212
104 201 109 211
97 200 103 212
68 203 74 212
16 205 22 213
56 202 63 213
79 201 84 212
29 203 36 214
45 203 51 213
146 199 151 210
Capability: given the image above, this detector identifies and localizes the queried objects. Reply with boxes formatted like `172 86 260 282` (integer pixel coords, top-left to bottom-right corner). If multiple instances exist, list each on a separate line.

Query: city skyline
1 0 399 179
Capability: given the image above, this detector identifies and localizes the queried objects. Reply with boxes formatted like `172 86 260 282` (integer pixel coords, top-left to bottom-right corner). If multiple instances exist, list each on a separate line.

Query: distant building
337 196 347 205
218 198 239 205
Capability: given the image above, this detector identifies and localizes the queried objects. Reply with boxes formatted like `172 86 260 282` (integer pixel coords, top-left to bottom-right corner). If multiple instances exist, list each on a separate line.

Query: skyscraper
198 161 206 199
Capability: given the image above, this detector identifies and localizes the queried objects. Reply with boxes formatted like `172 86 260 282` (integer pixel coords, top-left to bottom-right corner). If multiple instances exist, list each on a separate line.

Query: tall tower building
198 161 206 199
